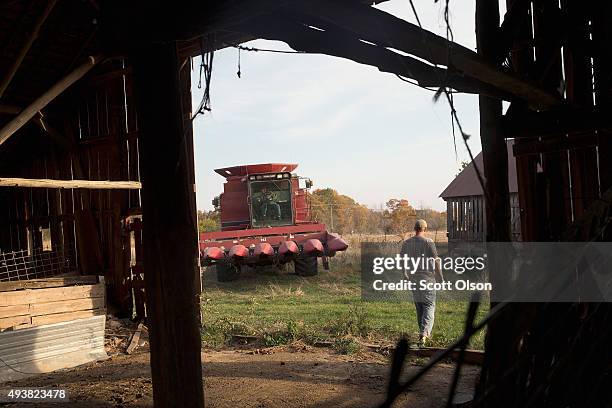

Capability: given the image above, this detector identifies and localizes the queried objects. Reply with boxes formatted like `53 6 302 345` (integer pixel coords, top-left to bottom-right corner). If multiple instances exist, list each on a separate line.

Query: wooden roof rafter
234 15 512 99
194 0 561 110
280 0 561 109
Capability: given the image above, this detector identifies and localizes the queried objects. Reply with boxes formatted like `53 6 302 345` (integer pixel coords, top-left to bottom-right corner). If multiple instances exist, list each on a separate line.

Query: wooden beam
477 10 511 243
563 0 599 218
497 0 532 65
174 1 393 58
105 1 556 106
0 0 57 99
0 276 99 292
286 0 561 109
475 0 518 406
132 42 204 407
592 2 612 193
0 55 103 147
512 133 598 156
240 16 511 98
503 106 612 139
0 177 141 190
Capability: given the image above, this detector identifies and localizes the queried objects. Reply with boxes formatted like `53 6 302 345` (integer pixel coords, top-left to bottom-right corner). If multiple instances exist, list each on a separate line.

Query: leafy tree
456 160 470 177
384 199 417 235
197 209 220 232
309 188 372 234
199 187 447 238
415 207 447 233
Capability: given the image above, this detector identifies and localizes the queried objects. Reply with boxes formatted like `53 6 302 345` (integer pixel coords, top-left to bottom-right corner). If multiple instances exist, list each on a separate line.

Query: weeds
200 248 487 350
266 283 305 299
262 320 300 346
324 303 371 338
333 337 361 355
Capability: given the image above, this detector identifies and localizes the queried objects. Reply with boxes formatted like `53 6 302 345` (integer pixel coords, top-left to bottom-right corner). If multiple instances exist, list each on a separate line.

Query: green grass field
201 247 488 350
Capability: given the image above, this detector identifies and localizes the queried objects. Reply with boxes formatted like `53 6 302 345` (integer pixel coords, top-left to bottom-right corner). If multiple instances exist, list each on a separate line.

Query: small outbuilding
440 140 521 248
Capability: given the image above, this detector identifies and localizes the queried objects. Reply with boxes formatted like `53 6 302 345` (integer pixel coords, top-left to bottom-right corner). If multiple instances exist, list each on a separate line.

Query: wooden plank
0 315 31 330
31 308 105 326
591 2 612 193
0 283 104 307
561 0 599 219
0 296 104 319
126 322 144 354
74 210 104 276
534 0 573 240
0 276 97 292
0 177 141 190
29 297 105 317
0 304 30 319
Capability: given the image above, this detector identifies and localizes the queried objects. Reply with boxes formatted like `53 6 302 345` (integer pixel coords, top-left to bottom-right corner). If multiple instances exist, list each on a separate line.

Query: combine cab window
250 179 293 227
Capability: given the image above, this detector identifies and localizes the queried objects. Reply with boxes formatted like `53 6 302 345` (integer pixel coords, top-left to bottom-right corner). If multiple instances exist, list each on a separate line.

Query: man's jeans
413 288 436 337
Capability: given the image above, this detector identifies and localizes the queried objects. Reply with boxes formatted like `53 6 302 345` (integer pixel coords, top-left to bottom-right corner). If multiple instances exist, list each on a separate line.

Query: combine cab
199 163 348 281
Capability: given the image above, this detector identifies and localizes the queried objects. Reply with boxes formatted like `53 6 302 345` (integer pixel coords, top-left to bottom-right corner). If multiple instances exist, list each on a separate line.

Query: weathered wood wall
511 0 612 240
446 193 521 243
0 60 141 316
477 1 612 406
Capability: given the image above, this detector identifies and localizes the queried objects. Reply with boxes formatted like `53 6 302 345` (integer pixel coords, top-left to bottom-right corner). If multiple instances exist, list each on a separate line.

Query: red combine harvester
199 163 348 281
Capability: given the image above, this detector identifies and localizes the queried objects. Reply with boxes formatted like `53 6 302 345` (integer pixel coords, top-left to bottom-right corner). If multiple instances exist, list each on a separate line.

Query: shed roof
439 139 518 199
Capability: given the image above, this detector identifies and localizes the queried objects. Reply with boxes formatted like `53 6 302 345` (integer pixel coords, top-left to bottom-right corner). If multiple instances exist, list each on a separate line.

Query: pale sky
191 0 499 211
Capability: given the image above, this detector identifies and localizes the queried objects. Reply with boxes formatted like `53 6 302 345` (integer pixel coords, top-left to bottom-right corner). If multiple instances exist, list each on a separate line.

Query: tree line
197 188 447 236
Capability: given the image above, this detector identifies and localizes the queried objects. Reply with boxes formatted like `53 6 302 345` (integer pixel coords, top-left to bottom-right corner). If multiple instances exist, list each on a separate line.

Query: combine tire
294 257 318 276
216 263 240 282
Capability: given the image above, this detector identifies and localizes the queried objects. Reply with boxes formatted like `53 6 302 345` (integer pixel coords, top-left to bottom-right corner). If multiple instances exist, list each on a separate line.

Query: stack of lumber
0 276 105 331
0 276 107 382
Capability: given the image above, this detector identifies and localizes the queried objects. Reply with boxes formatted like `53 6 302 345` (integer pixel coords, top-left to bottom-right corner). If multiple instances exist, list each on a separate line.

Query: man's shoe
419 335 430 347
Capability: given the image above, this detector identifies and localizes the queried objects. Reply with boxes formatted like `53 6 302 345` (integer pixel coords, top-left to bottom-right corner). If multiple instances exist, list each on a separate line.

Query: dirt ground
4 343 478 408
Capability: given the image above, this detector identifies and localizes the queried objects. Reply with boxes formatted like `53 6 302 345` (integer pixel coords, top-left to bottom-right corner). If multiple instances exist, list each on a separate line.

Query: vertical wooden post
563 0 598 218
592 2 612 193
132 42 204 407
475 0 516 406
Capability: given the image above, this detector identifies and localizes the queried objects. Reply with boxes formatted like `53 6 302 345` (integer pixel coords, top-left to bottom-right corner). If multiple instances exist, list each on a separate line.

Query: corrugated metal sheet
440 140 518 199
0 315 107 383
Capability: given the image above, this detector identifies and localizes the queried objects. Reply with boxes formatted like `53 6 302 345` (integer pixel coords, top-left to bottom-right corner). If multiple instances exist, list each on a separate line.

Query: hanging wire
395 74 440 93
237 46 241 78
227 43 306 54
193 36 214 121
449 91 459 160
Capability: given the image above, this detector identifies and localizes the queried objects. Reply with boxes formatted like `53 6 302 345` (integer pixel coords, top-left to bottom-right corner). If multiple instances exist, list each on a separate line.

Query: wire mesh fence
0 245 76 282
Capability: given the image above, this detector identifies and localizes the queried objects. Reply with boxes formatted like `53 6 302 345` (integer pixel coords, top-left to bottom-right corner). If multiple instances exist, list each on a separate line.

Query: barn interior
0 0 611 407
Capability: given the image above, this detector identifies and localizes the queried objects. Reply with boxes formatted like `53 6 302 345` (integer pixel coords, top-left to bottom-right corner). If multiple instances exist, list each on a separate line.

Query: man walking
400 219 444 346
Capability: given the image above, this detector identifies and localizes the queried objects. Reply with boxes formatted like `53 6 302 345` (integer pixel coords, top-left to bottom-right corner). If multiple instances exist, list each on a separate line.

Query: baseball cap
414 219 427 230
